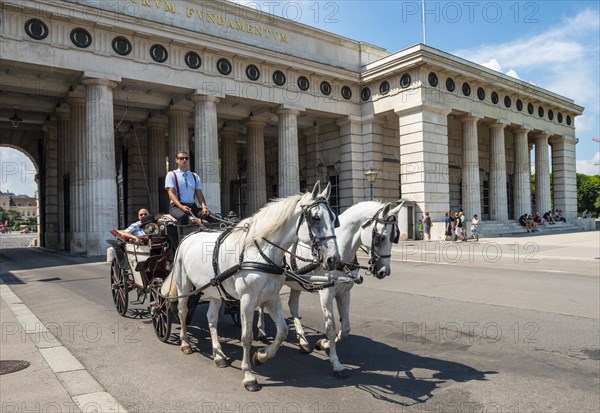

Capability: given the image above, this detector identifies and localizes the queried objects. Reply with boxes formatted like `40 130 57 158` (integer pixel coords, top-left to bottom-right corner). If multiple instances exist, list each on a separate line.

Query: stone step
477 220 580 238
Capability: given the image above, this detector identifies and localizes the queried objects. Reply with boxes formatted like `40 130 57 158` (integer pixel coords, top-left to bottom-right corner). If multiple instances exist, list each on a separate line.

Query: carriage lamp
365 167 378 200
9 111 22 128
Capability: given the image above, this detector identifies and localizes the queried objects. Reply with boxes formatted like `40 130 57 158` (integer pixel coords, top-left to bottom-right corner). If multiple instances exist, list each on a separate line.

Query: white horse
257 201 402 377
163 182 340 391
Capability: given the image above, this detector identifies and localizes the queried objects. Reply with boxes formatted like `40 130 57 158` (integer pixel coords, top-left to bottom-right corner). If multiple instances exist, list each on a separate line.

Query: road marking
0 282 127 413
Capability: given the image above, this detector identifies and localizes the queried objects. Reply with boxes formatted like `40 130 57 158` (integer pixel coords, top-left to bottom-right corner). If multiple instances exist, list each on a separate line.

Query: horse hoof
181 346 193 355
214 358 230 368
334 369 349 379
252 351 265 366
315 339 327 351
299 343 312 354
257 335 271 344
244 381 262 392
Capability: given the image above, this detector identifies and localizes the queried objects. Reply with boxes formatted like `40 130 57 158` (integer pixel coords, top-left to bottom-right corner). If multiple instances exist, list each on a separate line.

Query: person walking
470 214 480 242
454 211 463 242
165 151 210 225
423 212 432 242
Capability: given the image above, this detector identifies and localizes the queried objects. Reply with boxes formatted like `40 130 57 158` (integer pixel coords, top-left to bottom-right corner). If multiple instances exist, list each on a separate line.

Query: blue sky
1 0 598 197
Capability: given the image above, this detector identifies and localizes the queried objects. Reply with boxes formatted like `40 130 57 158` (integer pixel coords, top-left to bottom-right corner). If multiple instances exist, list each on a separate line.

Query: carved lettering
127 0 290 44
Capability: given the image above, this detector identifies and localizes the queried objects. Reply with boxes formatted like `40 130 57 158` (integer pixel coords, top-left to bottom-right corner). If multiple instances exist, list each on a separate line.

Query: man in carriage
165 150 210 226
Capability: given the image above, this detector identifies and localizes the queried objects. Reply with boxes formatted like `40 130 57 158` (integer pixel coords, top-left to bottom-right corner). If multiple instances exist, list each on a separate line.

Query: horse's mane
227 194 305 250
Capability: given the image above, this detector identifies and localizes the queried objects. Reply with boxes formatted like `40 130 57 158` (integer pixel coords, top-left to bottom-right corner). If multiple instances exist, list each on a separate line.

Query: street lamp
9 111 22 128
365 167 378 200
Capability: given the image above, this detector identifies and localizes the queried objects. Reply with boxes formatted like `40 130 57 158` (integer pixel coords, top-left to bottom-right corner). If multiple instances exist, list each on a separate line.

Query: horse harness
160 197 338 301
335 207 400 281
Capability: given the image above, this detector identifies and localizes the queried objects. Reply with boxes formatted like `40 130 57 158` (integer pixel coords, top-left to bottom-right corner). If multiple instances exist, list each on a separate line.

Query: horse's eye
312 215 321 222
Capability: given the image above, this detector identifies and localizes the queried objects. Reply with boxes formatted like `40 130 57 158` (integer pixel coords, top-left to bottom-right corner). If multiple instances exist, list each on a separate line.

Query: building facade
0 0 583 255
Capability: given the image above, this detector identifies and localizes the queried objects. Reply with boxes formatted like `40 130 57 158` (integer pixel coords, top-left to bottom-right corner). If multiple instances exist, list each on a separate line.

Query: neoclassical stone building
0 0 582 255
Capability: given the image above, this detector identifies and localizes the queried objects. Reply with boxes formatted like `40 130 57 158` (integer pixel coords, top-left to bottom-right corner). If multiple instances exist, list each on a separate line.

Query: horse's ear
320 181 331 200
310 180 321 199
381 202 391 217
389 201 405 216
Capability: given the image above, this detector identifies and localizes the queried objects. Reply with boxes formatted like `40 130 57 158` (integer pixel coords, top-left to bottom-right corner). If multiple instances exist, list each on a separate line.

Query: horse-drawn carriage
107 214 240 342
106 182 402 391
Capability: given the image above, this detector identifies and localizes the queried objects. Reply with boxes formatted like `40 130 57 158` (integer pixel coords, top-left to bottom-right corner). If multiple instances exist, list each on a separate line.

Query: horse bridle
295 196 339 261
360 208 399 277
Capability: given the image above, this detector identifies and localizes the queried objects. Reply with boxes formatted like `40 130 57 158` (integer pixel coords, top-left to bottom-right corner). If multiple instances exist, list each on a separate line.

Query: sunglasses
139 213 148 217
177 157 189 161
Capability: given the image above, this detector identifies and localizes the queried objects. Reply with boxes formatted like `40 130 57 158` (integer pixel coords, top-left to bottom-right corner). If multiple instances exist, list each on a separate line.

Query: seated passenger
120 208 153 243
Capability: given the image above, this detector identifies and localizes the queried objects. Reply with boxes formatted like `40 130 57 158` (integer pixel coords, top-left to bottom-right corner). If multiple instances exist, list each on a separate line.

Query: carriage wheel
150 287 171 342
110 259 129 316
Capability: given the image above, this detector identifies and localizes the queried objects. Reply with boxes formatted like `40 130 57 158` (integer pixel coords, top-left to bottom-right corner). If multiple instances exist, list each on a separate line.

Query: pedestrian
423 212 432 241
454 211 462 242
444 212 453 241
459 208 467 241
165 151 210 225
470 214 480 242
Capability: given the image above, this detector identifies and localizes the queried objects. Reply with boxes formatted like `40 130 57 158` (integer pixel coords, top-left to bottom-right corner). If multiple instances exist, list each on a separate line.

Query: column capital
533 132 550 141
189 94 221 104
395 102 452 117
549 135 578 145
244 118 267 128
276 105 302 116
190 88 225 100
54 104 70 120
488 120 508 129
512 126 531 135
459 114 481 124
81 75 119 89
66 91 85 105
146 114 168 128
221 125 242 137
167 106 192 116
336 115 363 127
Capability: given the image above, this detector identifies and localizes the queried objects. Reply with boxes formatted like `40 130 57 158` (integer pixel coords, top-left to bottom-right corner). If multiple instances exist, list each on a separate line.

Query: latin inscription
129 0 289 44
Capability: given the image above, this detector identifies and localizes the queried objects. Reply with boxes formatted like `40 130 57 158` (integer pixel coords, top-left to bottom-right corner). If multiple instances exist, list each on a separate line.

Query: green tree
0 207 21 225
577 173 600 215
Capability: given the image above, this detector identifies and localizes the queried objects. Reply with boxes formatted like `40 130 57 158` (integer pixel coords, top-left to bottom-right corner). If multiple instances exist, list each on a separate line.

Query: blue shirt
165 169 202 204
124 221 145 237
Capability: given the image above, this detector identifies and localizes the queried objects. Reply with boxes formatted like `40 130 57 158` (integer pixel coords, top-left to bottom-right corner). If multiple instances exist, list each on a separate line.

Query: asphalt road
1 232 599 412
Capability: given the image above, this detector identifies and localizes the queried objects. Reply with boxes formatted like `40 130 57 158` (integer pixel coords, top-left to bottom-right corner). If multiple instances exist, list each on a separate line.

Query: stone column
303 123 324 186
550 135 578 222
125 127 148 223
246 119 267 213
534 133 551 216
220 126 239 214
489 122 508 222
82 76 119 256
395 104 451 224
43 118 59 249
67 91 87 254
360 116 386 204
191 95 221 213
55 105 69 250
460 115 481 221
277 107 301 197
146 115 167 214
337 116 366 207
513 127 532 218
167 108 190 168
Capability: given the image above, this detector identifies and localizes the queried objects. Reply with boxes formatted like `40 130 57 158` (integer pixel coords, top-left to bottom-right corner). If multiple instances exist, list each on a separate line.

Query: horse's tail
161 247 183 301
